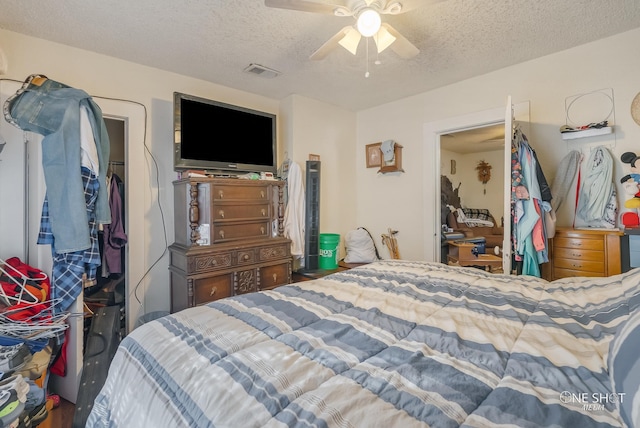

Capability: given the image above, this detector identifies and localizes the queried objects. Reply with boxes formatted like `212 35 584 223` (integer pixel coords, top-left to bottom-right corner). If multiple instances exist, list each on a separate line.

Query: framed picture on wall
366 142 382 168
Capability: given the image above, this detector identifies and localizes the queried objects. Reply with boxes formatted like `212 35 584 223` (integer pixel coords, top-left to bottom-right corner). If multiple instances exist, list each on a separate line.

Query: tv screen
173 92 277 173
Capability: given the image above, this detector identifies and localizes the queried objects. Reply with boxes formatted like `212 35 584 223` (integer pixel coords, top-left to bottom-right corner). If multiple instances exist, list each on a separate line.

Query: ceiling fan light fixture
338 28 362 55
374 26 396 53
356 8 381 37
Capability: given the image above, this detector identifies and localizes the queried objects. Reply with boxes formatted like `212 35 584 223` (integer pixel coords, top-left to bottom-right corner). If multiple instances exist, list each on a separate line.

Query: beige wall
441 148 505 225
280 95 357 261
357 27 640 261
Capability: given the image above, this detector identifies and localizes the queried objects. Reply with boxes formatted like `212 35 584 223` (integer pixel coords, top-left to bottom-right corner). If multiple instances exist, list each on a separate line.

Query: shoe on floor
0 346 31 375
0 389 24 427
0 376 28 404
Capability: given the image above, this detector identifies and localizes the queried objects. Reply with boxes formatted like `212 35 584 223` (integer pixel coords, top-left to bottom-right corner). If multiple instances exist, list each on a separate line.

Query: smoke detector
243 63 280 79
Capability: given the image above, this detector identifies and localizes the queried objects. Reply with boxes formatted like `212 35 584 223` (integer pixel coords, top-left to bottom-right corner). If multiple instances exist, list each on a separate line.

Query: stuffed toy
620 151 640 227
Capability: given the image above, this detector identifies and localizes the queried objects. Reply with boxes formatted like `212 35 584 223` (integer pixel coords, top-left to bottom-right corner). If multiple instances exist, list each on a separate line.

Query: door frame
423 100 530 271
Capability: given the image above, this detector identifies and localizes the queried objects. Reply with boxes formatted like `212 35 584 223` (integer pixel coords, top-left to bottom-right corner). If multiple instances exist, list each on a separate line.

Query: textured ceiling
1 0 639 111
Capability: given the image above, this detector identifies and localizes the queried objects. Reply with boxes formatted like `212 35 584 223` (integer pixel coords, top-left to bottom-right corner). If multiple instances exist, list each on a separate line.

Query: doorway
83 118 127 332
441 124 505 225
440 124 506 264
423 100 530 272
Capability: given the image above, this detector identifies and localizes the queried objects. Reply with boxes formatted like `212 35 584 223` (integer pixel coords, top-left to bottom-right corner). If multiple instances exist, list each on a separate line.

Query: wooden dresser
542 228 623 281
169 178 292 312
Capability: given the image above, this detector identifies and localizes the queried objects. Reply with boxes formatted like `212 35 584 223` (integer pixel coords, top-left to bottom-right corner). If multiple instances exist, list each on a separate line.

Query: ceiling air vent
243 63 280 79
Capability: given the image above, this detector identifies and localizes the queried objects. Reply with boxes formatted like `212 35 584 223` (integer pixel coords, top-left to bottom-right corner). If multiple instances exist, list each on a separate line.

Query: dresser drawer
188 251 233 274
259 263 291 291
211 203 270 221
553 257 604 274
213 185 270 201
212 222 271 243
553 247 603 262
553 267 606 280
237 249 256 265
193 273 233 305
258 243 291 261
553 237 604 251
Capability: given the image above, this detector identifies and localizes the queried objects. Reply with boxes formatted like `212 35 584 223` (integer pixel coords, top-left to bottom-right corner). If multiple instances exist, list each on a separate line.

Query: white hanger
0 258 47 305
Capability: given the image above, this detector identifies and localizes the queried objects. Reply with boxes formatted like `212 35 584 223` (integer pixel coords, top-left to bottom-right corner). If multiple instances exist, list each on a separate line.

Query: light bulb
357 9 381 37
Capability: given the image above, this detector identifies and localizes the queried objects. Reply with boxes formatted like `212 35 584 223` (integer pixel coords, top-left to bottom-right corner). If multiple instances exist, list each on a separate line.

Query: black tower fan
304 160 321 270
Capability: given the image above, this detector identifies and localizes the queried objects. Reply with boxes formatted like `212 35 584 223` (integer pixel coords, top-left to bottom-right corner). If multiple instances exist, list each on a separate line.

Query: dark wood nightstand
292 261 368 282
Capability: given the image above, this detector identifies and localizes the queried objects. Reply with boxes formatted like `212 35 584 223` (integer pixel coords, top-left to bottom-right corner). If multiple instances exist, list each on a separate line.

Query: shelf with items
561 126 613 140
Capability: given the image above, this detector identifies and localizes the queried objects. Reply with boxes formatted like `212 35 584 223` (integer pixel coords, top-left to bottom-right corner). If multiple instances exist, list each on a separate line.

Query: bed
87 260 640 427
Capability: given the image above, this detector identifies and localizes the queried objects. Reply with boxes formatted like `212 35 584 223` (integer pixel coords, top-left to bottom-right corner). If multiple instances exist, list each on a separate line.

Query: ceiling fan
264 0 421 60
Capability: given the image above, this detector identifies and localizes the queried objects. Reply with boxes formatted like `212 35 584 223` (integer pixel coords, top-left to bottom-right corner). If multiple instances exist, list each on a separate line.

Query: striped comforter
87 260 639 427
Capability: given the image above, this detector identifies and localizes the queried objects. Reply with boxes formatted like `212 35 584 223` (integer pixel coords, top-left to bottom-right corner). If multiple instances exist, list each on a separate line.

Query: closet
83 118 127 338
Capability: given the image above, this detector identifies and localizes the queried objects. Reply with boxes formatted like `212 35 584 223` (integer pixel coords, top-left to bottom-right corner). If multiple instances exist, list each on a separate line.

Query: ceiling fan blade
387 0 446 14
337 27 362 55
310 26 355 60
373 25 396 53
264 0 343 15
381 23 419 58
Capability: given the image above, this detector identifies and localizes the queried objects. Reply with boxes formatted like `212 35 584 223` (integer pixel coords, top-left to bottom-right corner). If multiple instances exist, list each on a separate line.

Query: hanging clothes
283 161 305 261
37 167 101 313
4 74 111 314
511 130 552 277
575 146 617 229
4 74 111 251
551 150 581 212
102 173 127 276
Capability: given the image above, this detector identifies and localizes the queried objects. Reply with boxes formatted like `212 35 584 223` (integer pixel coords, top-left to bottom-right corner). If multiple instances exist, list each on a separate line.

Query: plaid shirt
38 167 101 314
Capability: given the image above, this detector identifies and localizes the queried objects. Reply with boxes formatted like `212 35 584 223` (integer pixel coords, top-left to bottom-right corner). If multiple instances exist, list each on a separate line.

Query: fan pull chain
365 37 370 78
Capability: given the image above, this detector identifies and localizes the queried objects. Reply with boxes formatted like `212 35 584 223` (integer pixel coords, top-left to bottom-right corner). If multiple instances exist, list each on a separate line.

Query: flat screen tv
173 92 277 174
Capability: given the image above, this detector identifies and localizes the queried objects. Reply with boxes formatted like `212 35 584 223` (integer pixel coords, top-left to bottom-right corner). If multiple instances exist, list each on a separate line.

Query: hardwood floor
39 398 75 428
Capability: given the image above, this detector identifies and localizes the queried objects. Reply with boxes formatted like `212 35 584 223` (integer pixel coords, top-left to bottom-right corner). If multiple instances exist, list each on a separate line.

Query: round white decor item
632 92 640 126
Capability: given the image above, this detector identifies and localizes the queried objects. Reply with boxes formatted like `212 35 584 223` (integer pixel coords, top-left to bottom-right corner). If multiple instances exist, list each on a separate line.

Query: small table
292 261 367 282
447 241 502 271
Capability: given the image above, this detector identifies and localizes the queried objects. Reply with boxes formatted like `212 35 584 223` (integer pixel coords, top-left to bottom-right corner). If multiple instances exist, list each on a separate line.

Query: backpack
344 227 380 263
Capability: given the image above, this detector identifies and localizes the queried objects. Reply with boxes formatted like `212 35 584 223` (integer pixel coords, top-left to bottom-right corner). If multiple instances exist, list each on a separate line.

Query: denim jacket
4 75 111 253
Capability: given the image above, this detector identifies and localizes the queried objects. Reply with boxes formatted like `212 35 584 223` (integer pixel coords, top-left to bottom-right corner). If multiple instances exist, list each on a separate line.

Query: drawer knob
261 227 265 235
261 209 266 217
243 254 250 261
260 190 265 199
219 190 224 199
273 273 277 283
219 210 224 218
219 230 225 239
210 287 217 297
